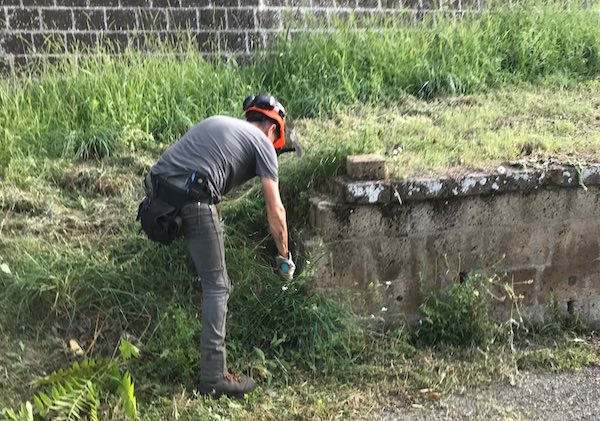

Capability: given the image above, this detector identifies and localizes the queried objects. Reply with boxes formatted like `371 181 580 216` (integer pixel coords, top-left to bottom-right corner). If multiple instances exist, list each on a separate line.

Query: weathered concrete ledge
308 157 600 326
339 164 600 205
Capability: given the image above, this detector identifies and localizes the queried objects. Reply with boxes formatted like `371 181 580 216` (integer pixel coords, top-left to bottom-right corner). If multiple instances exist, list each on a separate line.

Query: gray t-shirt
151 116 278 201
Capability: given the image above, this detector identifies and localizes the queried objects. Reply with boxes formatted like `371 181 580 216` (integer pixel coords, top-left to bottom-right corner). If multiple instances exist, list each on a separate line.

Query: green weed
416 273 499 347
140 304 201 387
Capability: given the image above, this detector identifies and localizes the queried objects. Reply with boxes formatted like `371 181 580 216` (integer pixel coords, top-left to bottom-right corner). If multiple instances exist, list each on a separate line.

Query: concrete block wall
0 0 485 74
308 159 600 326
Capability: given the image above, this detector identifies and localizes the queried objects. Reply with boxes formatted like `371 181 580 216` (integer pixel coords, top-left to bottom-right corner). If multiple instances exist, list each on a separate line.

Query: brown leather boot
198 373 256 399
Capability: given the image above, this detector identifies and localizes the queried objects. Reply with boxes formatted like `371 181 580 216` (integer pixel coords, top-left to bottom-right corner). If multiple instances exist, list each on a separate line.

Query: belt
151 174 212 208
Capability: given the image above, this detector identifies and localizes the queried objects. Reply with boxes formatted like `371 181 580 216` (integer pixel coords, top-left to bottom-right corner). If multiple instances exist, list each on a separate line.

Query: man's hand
275 253 296 282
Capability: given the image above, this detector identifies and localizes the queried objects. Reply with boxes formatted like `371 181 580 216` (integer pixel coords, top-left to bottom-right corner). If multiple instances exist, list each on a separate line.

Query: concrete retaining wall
308 156 600 325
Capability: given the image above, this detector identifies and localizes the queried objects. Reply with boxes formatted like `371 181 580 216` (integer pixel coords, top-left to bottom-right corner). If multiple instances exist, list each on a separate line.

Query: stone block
196 31 219 52
246 30 261 50
566 187 600 220
318 240 367 289
121 0 151 5
580 164 600 186
152 0 181 6
138 9 168 30
21 0 53 5
357 0 381 8
393 177 452 202
106 9 138 31
42 9 74 31
364 238 413 284
89 0 119 6
74 9 106 31
459 194 499 229
342 180 391 204
539 266 591 301
288 0 312 6
33 33 66 54
257 10 281 30
199 8 226 29
550 221 600 272
56 0 88 5
336 0 357 7
227 8 255 29
128 33 163 50
545 166 579 188
309 197 356 240
346 154 387 180
518 188 574 225
8 8 40 31
98 32 129 53
66 33 99 53
263 0 288 6
220 31 246 52
168 9 199 30
538 269 600 324
382 0 401 7
0 34 34 55
483 226 551 268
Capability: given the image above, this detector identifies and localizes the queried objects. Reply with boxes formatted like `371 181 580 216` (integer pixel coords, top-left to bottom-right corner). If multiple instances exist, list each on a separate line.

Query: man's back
151 116 278 201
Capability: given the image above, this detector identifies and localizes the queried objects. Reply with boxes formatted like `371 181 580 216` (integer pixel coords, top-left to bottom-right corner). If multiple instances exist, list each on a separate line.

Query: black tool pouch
136 196 182 246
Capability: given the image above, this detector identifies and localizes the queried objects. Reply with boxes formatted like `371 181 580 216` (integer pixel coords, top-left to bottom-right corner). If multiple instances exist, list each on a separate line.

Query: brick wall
0 0 483 74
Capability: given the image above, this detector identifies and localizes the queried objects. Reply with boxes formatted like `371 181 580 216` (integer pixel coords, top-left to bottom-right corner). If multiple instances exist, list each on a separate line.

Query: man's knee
199 269 231 296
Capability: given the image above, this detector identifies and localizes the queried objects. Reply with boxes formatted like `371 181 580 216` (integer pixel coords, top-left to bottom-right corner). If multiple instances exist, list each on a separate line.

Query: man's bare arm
261 177 288 257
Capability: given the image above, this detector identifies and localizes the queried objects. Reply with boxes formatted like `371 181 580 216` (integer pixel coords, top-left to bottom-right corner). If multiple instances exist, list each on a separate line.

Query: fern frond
3 402 34 421
34 379 97 421
88 382 100 421
12 344 139 421
34 357 110 387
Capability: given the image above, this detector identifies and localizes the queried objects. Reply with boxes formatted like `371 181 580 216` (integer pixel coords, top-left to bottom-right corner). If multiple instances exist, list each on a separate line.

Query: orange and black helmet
243 94 286 150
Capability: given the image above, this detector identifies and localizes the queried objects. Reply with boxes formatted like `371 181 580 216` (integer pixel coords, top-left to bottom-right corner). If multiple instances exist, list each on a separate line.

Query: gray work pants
181 202 230 382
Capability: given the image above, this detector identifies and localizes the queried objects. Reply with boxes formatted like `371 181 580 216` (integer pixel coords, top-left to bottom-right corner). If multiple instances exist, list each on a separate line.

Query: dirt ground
378 367 600 421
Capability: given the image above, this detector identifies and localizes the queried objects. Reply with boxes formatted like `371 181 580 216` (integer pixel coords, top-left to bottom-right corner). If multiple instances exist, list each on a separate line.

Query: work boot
197 373 256 399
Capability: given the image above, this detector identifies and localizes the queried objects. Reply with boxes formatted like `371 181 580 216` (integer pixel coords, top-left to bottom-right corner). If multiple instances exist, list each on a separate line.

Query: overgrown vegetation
416 274 499 347
2 1 600 419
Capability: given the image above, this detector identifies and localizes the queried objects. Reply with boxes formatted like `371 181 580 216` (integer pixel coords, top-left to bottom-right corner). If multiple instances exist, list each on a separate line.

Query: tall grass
263 1 600 113
1 1 600 168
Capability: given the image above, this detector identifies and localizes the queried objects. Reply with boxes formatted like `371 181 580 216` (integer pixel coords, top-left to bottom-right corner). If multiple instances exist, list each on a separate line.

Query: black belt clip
186 171 211 201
